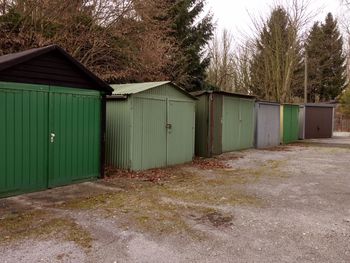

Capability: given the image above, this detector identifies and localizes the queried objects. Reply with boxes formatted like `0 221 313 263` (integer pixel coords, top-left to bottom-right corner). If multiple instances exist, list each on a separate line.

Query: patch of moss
0 210 92 249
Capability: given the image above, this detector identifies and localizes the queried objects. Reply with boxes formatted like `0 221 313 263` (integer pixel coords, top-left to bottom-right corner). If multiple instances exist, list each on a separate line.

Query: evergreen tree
250 7 303 102
319 13 347 101
340 88 350 117
305 22 324 102
165 0 214 91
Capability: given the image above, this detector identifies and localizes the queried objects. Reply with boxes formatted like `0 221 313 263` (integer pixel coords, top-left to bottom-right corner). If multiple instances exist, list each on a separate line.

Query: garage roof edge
0 45 113 94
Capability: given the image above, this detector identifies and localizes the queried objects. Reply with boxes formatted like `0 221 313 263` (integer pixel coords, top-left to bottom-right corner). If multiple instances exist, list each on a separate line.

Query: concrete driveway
1 135 350 263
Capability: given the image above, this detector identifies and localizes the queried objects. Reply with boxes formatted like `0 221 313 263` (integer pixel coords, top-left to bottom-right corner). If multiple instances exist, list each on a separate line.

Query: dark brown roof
0 45 112 94
191 90 256 99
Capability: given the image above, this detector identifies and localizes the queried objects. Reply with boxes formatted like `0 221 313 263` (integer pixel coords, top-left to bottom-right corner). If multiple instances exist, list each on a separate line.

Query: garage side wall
106 99 131 169
194 94 210 157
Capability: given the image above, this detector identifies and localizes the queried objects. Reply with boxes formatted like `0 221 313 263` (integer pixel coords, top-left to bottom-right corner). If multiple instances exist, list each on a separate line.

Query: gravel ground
1 135 350 263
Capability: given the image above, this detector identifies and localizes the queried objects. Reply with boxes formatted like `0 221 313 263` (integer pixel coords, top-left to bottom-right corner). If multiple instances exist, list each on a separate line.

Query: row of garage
0 46 336 197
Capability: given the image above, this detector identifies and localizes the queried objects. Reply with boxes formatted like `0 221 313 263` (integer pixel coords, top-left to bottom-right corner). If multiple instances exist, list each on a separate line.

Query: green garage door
48 87 101 187
167 100 195 166
0 83 49 197
239 99 255 149
0 83 101 197
132 97 167 170
222 96 240 152
283 105 299 144
222 96 254 152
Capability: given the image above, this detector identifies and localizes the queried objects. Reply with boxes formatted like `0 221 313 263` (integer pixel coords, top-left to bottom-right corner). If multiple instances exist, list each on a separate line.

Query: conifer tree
164 0 214 90
319 13 347 101
305 22 324 102
250 7 302 102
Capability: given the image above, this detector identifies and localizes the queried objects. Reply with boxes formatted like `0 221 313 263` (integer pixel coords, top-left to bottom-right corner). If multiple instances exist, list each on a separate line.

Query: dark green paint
282 104 299 144
0 82 101 198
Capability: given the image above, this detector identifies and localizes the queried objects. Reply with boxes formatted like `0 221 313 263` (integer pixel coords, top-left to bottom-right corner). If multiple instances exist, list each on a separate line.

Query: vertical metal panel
255 102 280 148
48 86 101 187
132 97 167 170
299 106 305 139
0 82 49 197
167 100 195 165
222 96 255 152
106 83 195 171
304 106 334 139
105 99 131 169
239 99 255 149
194 94 210 157
212 94 223 155
282 104 299 144
222 96 240 152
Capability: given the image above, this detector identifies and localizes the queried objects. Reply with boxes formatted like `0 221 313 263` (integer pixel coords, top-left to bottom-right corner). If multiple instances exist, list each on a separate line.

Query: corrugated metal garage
192 91 256 157
0 45 112 198
304 104 335 139
280 104 300 144
255 101 280 149
106 81 196 171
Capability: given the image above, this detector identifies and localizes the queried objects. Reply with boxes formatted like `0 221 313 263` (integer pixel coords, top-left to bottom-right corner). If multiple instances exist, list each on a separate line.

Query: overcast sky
206 0 344 36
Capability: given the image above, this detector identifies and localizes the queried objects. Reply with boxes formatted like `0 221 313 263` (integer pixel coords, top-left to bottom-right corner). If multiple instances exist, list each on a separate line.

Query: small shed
303 104 335 139
255 101 281 149
280 104 300 144
0 45 112 198
191 91 256 157
106 81 196 171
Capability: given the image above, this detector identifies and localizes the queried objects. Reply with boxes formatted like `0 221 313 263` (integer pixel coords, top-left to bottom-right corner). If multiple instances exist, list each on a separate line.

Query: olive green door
132 97 168 170
48 87 101 187
167 100 195 166
0 83 49 197
239 99 255 149
222 96 240 152
222 97 254 152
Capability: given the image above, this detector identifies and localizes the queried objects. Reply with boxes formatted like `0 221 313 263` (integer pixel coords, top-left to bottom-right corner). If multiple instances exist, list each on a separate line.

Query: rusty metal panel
304 105 334 139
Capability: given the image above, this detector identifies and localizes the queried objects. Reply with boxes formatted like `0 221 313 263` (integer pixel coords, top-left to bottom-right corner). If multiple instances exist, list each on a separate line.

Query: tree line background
0 0 350 113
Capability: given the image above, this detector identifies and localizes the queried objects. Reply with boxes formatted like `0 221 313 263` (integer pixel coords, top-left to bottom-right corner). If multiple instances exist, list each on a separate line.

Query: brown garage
304 104 335 139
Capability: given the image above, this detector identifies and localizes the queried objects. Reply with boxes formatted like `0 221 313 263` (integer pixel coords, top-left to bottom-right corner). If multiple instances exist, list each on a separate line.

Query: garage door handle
166 124 172 129
50 133 56 143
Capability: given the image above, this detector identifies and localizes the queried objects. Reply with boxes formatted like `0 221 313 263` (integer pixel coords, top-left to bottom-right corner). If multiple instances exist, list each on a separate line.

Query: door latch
166 123 172 129
50 133 56 143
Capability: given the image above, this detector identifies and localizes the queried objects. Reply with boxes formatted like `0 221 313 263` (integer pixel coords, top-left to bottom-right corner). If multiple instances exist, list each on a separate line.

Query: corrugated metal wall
106 83 195 171
106 99 131 169
255 102 280 148
195 95 210 157
212 94 223 155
